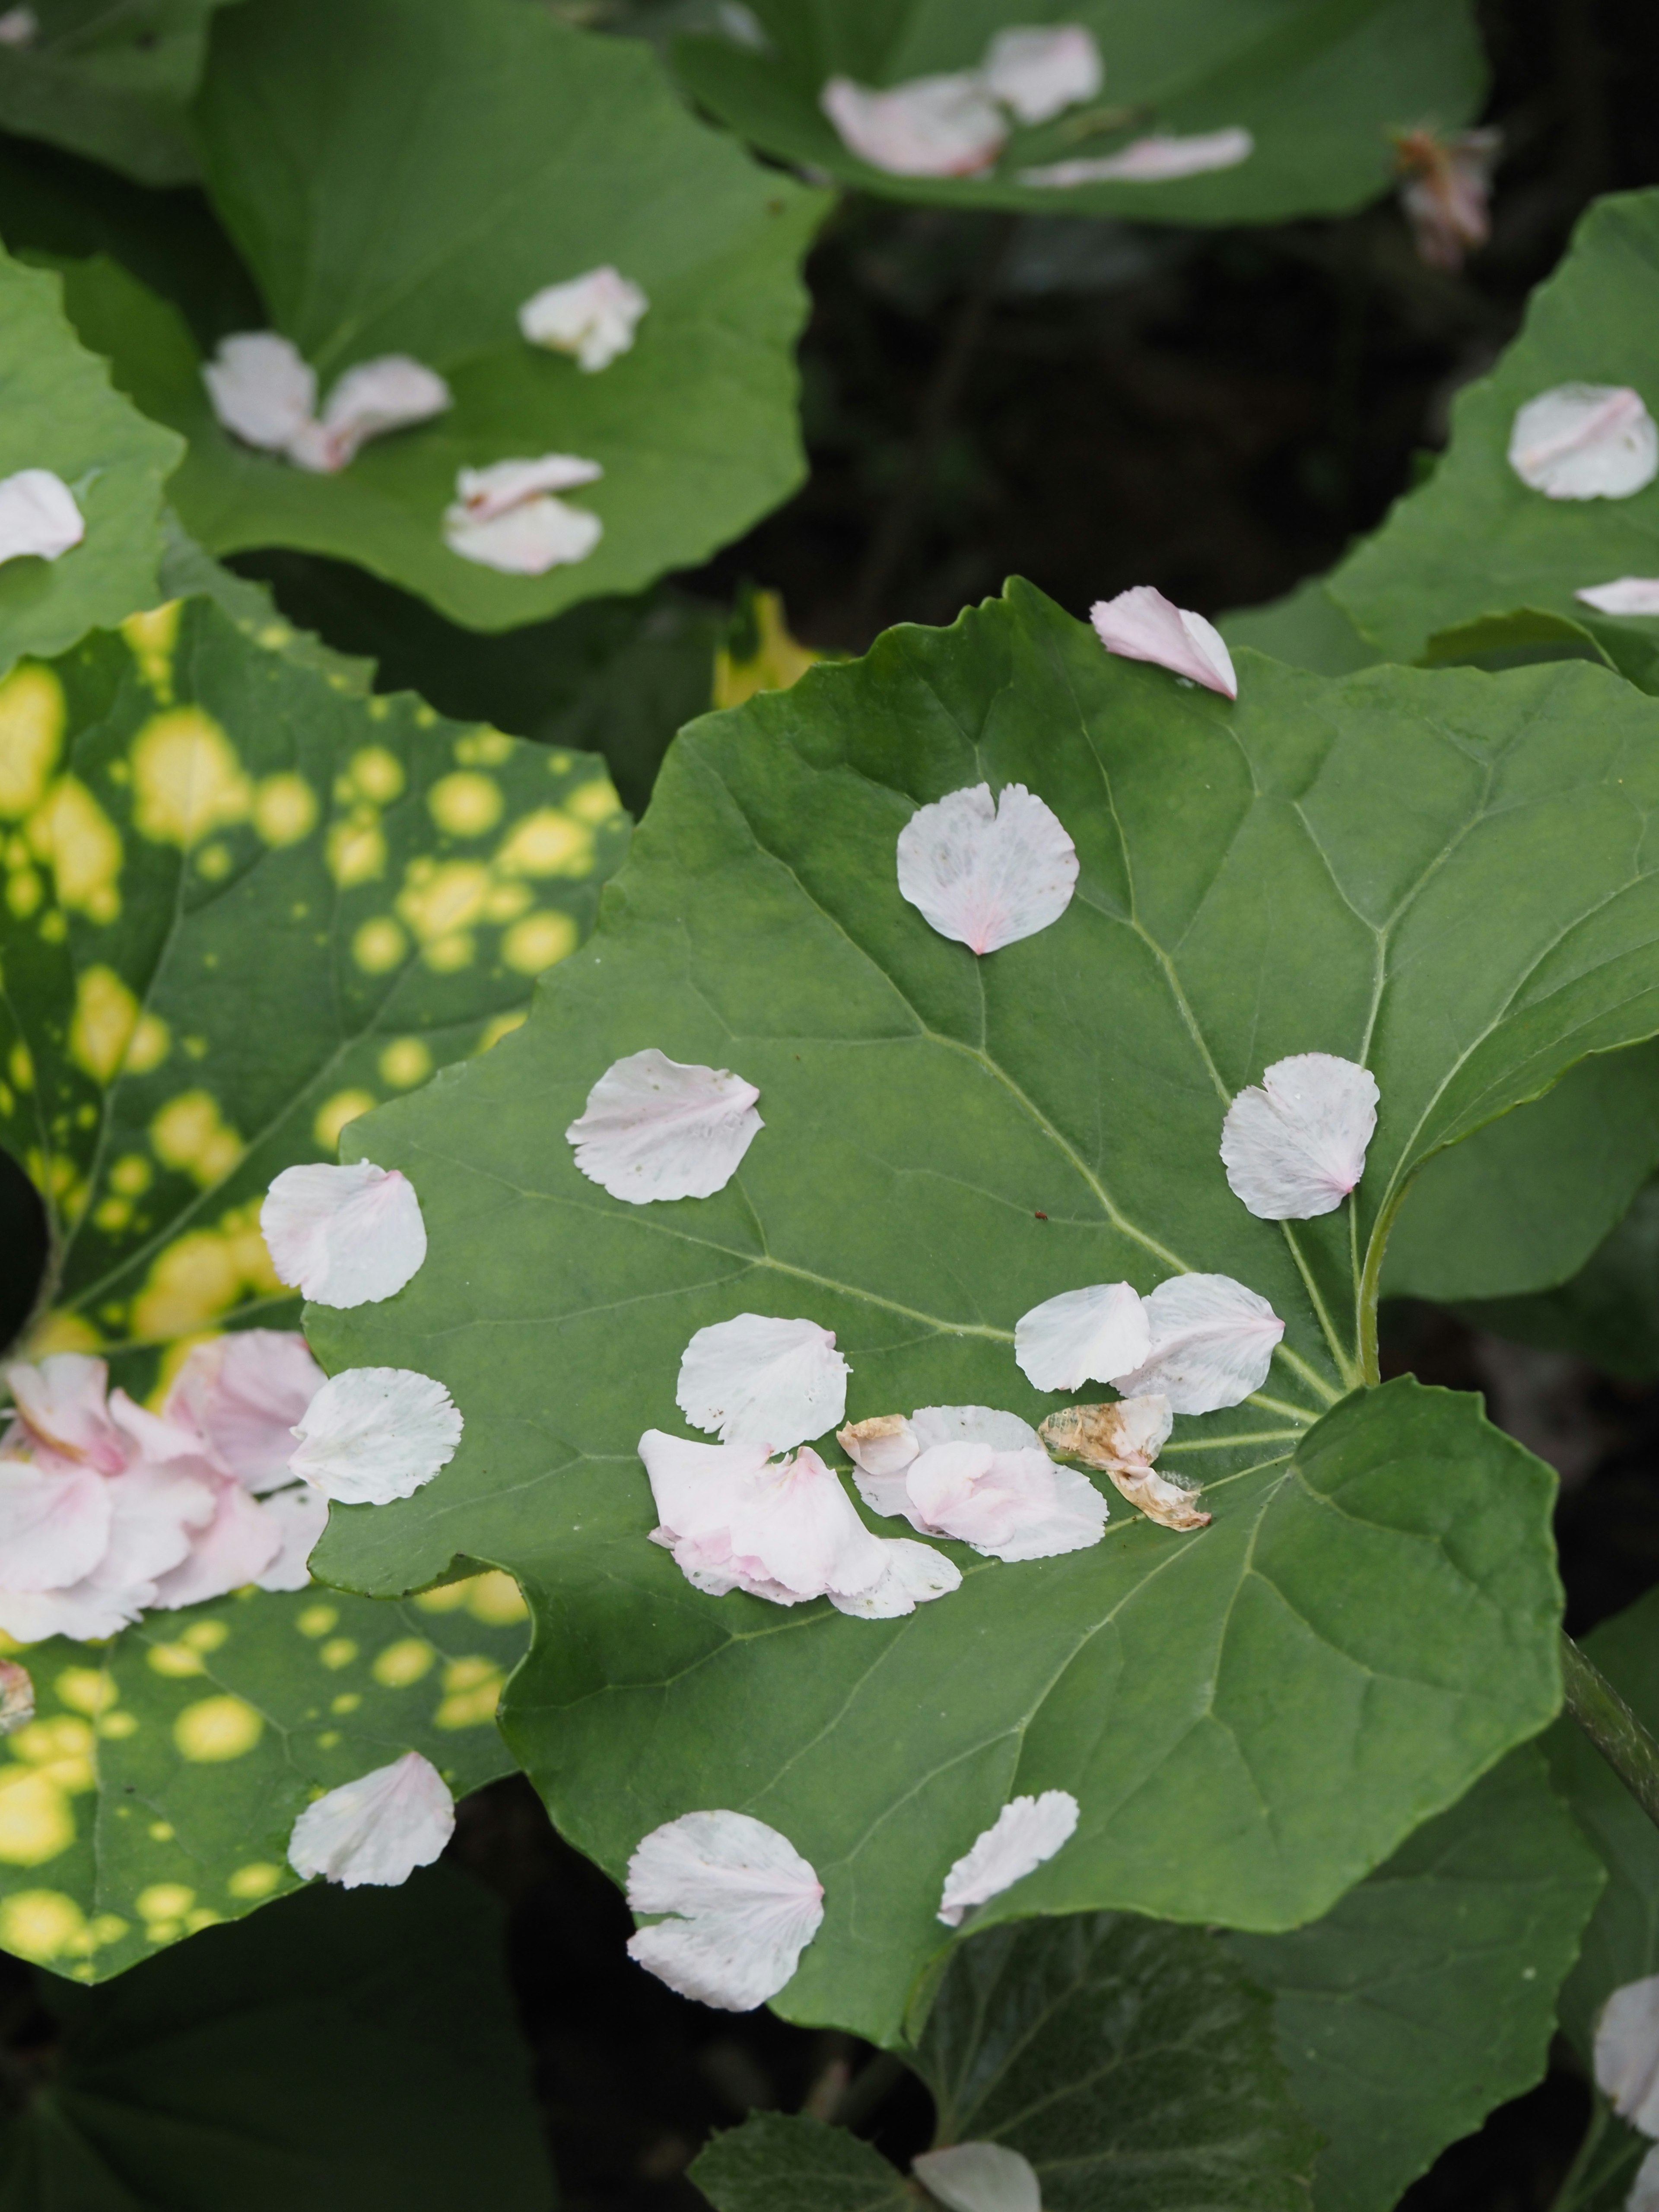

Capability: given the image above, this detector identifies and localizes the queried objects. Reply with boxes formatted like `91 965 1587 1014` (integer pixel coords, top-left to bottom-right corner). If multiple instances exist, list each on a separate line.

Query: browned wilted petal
0 1659 35 1735
1038 1398 1209 1531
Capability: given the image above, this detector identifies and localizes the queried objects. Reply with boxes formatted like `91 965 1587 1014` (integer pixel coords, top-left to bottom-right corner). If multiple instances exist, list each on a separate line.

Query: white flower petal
1633 2144 1659 2212
0 470 82 565
518 267 649 372
896 782 1078 956
162 1329 325 1491
676 1313 848 1450
912 1405 1043 1452
451 453 604 522
0 10 38 48
845 1405 1043 1527
1014 1282 1150 1392
625 1808 823 2012
444 494 602 574
0 1460 111 1591
1576 577 1659 616
253 1483 331 1591
914 2143 1043 2212
0 1585 135 1643
716 2 768 49
821 72 1007 179
5 1351 126 1470
149 1477 284 1609
937 1789 1080 1927
201 332 317 452
1112 1274 1284 1415
287 1750 455 1888
1220 1051 1379 1220
828 1535 962 1617
640 1431 887 1605
1090 585 1237 697
1595 1974 1659 2133
566 1049 763 1204
261 1160 428 1309
906 1442 1107 1563
288 355 451 473
1019 127 1253 187
94 1461 216 1589
287 1367 462 1505
1508 383 1659 500
982 25 1103 123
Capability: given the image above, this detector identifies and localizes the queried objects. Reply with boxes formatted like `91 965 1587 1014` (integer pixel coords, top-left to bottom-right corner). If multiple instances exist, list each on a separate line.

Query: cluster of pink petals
262 1158 428 1309
202 332 451 474
1090 585 1236 697
288 1750 455 1888
519 267 648 372
626 1808 824 2011
840 1405 1107 1563
1017 1274 1284 1414
0 470 83 567
443 454 604 575
1220 1052 1379 1220
566 1048 763 1203
896 782 1078 955
1394 127 1499 273
821 25 1102 180
938 1789 1080 1926
1576 577 1659 617
1019 126 1254 189
914 2142 1042 2212
1508 383 1659 500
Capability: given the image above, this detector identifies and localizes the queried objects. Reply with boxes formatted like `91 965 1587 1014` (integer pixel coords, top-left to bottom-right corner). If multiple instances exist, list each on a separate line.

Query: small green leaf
1229 1748 1605 2212
0 1865 556 2207
0 0 241 187
0 245 181 679
692 2115 913 2212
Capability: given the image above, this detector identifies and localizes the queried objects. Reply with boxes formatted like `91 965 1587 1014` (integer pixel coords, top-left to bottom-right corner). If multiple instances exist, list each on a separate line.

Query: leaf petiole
1559 1631 1659 1832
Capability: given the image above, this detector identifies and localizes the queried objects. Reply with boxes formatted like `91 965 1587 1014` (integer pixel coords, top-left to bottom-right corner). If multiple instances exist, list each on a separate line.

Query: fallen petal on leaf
1576 576 1659 615
1090 585 1236 696
1112 1274 1284 1415
626 1808 824 2011
1220 1051 1379 1220
1014 1281 1150 1392
914 2142 1043 2212
828 1535 962 1617
1019 127 1253 187
201 331 317 453
519 266 649 372
905 1440 1108 1562
0 1458 112 1591
0 1659 32 1734
896 782 1078 955
641 1431 887 1605
982 25 1103 123
445 495 601 573
253 1483 331 1591
148 1478 284 1609
1509 382 1659 499
288 354 451 473
0 10 37 48
1037 1394 1204 1528
821 71 1007 178
451 453 604 522
1596 1974 1659 2134
287 1367 462 1504
287 1750 455 1888
261 1159 428 1307
162 1329 326 1492
676 1313 848 1450
566 1048 762 1203
0 469 82 564
937 1789 1080 1926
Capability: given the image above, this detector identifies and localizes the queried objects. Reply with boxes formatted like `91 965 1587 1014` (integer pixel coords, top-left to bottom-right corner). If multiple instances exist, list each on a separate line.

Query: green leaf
692 2115 912 2212
0 246 181 680
0 1865 556 2207
0 1 242 188
1550 2104 1652 2212
0 1570 528 1981
1459 1179 1659 1380
914 1912 1318 2211
66 0 826 632
1331 191 1659 671
1229 1748 1605 2212
303 582 1610 2040
673 0 1484 223
1218 579 1381 678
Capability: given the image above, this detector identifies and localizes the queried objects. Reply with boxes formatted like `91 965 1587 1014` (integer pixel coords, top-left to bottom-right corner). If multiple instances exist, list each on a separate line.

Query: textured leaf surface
674 0 1483 223
0 1 241 186
0 1570 527 1982
0 1865 555 2206
1333 191 1659 669
692 2115 911 2212
71 0 824 631
305 583 1628 2039
0 247 180 680
1230 1748 1605 2212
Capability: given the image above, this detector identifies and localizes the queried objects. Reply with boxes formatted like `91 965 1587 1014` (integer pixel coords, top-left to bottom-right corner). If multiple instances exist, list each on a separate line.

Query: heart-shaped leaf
691 2116 912 2212
0 0 242 187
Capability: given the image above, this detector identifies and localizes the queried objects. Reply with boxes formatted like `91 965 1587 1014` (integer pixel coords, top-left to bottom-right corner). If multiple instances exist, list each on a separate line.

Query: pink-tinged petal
444 493 602 575
0 470 82 565
261 1160 427 1308
253 1483 332 1591
821 72 1007 178
287 1750 455 1888
914 2144 1042 2212
896 782 1078 956
837 1414 919 1480
626 1808 823 2012
1394 127 1499 273
640 1430 889 1605
518 268 649 372
287 356 451 473
95 1461 216 1588
1220 1051 1378 1220
847 1405 1041 1528
676 1313 848 1451
106 1387 210 1467
982 25 1102 123
0 1459 112 1591
1509 384 1659 500
287 1367 462 1505
937 1789 1080 1926
1019 127 1253 187
1014 1281 1149 1392
451 454 604 522
149 1477 284 1610
0 1585 137 1642
1090 585 1236 697
1576 577 1659 616
5 1352 126 1471
828 1535 961 1618
163 1329 325 1492
906 1441 1107 1563
1038 1395 1208 1530
566 1049 763 1204
1596 1974 1659 2133
1634 2147 1659 2212
0 10 38 48
201 332 317 453
1112 1274 1284 1415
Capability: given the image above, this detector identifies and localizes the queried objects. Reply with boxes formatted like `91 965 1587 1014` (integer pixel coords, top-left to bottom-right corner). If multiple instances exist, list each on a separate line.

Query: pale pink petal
287 1750 455 1888
914 2144 1042 2212
0 1459 111 1591
1508 384 1659 500
162 1329 325 1492
896 782 1078 956
626 1808 823 2011
911 1405 1043 1452
1596 1974 1659 2134
444 496 602 574
5 1352 126 1471
261 1160 427 1308
1112 1274 1284 1415
0 470 82 565
566 1049 763 1204
451 454 604 521
1576 577 1659 616
94 1460 216 1588
845 1405 1040 1525
676 1313 848 1451
639 1431 887 1605
107 1387 213 1467
906 1442 1107 1563
1090 585 1236 697
287 356 451 474
0 10 38 48
1634 2146 1659 2212
821 72 1007 178
837 1414 920 1480
201 332 317 453
0 1585 137 1642
982 25 1102 123
1019 127 1254 187
253 1483 331 1591
827 1535 962 1617
518 268 649 372
287 1367 462 1505
937 1789 1080 1926
1014 1282 1150 1392
149 1476 284 1609
1220 1052 1379 1220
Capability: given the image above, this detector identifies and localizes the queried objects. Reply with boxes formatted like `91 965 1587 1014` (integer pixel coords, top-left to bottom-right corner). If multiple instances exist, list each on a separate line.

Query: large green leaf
692 2116 911 2212
0 2 242 188
63 0 825 632
0 247 181 681
0 1865 555 2207
673 0 1484 223
1332 191 1659 671
1460 1179 1659 1379
1230 1748 1605 2212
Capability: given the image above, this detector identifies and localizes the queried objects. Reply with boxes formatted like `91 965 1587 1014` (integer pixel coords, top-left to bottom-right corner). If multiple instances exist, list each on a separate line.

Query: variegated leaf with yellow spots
0 1570 528 1982
0 588 628 1397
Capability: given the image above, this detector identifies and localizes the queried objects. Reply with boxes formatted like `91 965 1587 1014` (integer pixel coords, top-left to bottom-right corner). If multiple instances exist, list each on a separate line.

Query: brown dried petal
0 1659 35 1735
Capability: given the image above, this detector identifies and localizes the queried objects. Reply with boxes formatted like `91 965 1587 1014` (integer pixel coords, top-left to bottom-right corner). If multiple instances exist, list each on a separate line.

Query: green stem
1560 1631 1659 1831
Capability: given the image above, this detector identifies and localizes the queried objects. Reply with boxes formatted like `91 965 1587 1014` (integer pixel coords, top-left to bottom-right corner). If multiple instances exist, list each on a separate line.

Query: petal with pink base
821 72 1006 178
896 782 1078 956
288 1751 455 1888
149 1478 284 1609
937 1789 1080 1926
566 1049 762 1204
261 1160 427 1308
1090 586 1236 697
163 1330 325 1492
0 1460 111 1592
5 1353 127 1471
626 1808 823 2011
1112 1273 1284 1415
1509 384 1659 500
1220 1052 1378 1220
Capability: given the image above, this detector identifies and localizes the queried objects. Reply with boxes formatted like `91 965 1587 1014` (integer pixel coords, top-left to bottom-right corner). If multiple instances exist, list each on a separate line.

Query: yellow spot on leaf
379 1038 431 1088
484 881 532 922
151 1092 243 1184
195 841 233 882
173 1696 262 1761
137 1882 194 1921
69 966 140 1085
227 1862 282 1899
185 1907 222 1933
182 1621 227 1653
128 1201 275 1343
372 1638 435 1688
0 664 64 819
55 1670 116 1716
350 747 404 804
0 1773 74 1865
467 1571 528 1625
148 1821 173 1841
503 912 578 975
7 1042 30 1091
0 1889 85 1960
353 917 406 973
315 1090 375 1150
297 1605 338 1637
121 602 181 697
27 777 121 922
326 815 385 888
330 1692 361 1714
126 1013 169 1075
24 1312 100 1357
6 866 41 918
254 773 318 847
435 1655 504 1731
12 1716 94 1784
132 709 251 846
712 589 820 709
496 809 592 879
422 932 474 973
319 1639 357 1670
565 778 623 825
98 1710 137 1739
397 858 490 944
477 1012 527 1053
147 1643 204 1678
454 729 515 767
429 772 503 838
